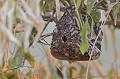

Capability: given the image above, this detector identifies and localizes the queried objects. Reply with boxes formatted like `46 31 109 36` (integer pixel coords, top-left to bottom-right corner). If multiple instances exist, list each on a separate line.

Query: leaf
43 0 55 13
112 3 120 25
91 10 100 23
86 0 96 14
25 52 35 67
76 0 81 9
75 15 81 30
80 20 90 54
75 11 84 30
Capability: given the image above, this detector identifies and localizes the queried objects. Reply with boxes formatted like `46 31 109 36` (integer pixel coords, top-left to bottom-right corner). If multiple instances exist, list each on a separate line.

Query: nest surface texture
50 5 103 61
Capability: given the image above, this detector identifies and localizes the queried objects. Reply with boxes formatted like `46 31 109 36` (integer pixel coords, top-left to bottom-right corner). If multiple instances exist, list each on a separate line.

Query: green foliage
40 0 55 13
68 67 76 78
86 0 96 14
0 75 7 79
8 0 15 9
5 70 18 79
9 47 25 68
75 15 81 30
25 52 35 67
112 3 120 25
65 0 72 5
79 65 86 75
76 0 81 9
91 10 101 23
26 70 33 79
74 0 84 30
80 20 90 54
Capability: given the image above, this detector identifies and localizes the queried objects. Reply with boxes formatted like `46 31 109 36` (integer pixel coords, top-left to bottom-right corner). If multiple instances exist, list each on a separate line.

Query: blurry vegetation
0 0 120 79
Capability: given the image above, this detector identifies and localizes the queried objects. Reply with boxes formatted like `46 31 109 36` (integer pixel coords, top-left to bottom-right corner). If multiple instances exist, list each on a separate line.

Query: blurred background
0 0 120 79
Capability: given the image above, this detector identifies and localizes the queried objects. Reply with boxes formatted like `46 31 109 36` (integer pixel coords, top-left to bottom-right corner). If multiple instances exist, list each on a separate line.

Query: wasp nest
50 5 103 61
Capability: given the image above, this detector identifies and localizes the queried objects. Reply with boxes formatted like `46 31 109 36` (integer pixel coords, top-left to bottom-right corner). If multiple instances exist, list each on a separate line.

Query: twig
40 10 56 36
99 20 120 29
0 66 33 74
40 33 53 40
38 40 51 45
88 39 102 53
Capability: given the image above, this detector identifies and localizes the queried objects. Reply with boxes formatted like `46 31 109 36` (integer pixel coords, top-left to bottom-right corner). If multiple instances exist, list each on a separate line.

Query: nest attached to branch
50 5 103 61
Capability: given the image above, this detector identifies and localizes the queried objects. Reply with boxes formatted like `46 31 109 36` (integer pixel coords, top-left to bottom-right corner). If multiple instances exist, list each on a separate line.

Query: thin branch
0 66 33 74
40 10 56 36
100 20 120 28
100 20 120 25
40 33 53 40
88 39 102 53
